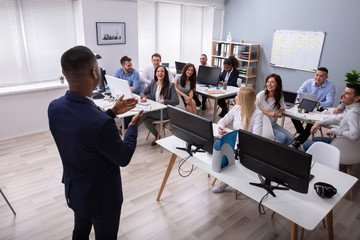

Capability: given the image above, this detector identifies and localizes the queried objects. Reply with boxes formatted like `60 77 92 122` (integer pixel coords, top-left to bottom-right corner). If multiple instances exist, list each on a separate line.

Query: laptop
298 98 317 113
105 75 150 105
299 92 317 102
282 90 297 109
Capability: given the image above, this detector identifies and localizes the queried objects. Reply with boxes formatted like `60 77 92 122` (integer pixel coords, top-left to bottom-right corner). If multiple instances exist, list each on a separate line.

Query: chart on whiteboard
270 30 325 72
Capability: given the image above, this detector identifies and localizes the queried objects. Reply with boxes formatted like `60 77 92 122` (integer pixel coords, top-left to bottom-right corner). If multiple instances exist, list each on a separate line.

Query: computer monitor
98 68 107 92
237 129 312 196
175 61 186 74
167 105 214 155
197 66 221 86
161 62 169 68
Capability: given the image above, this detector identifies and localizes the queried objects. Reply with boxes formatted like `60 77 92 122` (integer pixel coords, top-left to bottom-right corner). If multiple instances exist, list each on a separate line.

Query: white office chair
301 142 340 239
331 136 360 200
262 115 275 141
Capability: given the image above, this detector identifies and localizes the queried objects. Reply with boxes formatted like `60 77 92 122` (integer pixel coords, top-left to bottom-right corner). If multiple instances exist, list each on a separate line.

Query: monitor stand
249 175 288 197
176 143 205 156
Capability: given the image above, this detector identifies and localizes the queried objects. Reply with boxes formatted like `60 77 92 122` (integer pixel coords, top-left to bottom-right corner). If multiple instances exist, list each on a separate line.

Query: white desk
156 135 357 240
196 84 239 122
94 97 167 143
281 105 341 128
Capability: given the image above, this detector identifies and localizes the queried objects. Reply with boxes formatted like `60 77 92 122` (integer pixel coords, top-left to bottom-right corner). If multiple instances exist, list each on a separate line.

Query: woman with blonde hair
213 87 263 193
217 87 263 136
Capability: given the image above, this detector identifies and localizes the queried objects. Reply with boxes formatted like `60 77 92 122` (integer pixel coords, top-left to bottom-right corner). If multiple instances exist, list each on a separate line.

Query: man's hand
111 94 137 115
129 110 144 126
310 122 320 134
333 106 342 114
140 97 147 102
130 86 136 92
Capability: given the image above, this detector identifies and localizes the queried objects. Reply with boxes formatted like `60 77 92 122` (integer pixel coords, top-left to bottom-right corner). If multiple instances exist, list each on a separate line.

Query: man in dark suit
48 46 143 239
218 56 240 117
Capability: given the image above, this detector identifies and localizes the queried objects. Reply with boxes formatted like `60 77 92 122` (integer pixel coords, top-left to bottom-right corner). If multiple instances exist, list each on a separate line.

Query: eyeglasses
314 182 337 198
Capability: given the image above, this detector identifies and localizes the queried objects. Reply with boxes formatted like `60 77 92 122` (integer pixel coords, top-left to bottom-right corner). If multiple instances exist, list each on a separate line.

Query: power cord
258 183 280 215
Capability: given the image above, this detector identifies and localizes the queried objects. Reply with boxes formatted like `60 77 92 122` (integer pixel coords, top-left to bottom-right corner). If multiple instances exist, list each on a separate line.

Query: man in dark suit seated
218 56 240 117
48 46 143 240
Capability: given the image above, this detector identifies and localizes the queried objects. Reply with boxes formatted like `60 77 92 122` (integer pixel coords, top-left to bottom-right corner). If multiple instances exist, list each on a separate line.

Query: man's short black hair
201 54 207 58
120 56 132 65
346 83 360 98
317 67 328 74
61 46 96 77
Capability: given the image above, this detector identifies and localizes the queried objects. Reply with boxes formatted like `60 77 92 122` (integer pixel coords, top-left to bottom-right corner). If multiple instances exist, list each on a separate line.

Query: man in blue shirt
292 67 336 149
114 56 142 95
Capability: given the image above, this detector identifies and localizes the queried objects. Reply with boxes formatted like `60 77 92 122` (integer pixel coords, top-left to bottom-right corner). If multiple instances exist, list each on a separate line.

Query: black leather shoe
292 141 301 150
218 110 228 118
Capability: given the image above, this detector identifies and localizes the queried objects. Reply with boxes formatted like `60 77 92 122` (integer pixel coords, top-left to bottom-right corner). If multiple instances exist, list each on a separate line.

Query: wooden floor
1 104 360 240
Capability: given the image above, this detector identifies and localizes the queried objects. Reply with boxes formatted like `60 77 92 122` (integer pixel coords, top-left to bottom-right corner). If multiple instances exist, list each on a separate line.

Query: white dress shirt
217 105 263 136
319 102 360 141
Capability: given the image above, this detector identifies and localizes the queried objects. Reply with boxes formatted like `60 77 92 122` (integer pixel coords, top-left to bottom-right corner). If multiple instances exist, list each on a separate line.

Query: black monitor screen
282 90 297 104
197 66 221 86
98 68 107 92
175 61 186 74
167 105 214 154
238 129 312 194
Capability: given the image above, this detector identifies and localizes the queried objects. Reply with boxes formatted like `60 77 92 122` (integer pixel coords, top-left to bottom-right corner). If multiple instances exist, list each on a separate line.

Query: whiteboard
270 30 325 72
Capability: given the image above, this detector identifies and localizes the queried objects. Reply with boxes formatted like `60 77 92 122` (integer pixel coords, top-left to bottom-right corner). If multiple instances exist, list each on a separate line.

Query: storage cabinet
211 41 260 89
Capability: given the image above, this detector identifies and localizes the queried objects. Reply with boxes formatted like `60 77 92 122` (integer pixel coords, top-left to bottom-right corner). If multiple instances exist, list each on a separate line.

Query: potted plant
345 70 360 83
59 75 65 84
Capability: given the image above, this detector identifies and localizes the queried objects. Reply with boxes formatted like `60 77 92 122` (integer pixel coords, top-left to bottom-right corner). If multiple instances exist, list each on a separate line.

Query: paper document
304 113 323 121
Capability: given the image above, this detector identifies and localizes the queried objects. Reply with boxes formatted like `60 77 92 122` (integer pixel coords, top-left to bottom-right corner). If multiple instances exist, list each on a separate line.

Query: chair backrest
306 142 340 170
331 136 360 165
262 115 275 141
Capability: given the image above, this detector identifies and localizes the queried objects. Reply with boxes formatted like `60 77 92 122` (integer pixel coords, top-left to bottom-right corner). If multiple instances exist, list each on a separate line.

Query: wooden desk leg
213 98 218 122
156 153 177 201
326 210 334 240
291 222 298 240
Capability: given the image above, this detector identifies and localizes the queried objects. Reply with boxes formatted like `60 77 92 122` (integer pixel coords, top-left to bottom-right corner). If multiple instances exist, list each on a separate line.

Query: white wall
81 0 139 76
0 84 68 140
223 0 360 105
1 0 139 140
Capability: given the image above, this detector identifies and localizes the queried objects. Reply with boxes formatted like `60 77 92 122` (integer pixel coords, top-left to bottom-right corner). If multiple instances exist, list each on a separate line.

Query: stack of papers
304 113 323 121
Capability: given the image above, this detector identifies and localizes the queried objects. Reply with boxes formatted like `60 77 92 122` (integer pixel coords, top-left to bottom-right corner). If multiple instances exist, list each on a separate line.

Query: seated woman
212 87 263 193
139 65 179 146
218 56 240 117
174 63 198 114
256 73 294 146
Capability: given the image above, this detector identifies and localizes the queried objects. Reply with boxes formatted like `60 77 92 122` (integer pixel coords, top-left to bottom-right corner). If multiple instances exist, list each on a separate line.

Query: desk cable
177 147 202 177
258 183 280 215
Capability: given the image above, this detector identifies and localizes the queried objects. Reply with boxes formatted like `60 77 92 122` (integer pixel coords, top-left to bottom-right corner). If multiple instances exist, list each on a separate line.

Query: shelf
211 40 260 89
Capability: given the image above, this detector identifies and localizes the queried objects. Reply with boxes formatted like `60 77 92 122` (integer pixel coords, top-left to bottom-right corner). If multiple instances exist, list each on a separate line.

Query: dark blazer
140 80 179 106
220 68 240 87
48 91 137 217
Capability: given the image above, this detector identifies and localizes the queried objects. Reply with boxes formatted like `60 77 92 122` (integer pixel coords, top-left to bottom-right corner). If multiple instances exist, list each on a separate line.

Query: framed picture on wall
96 22 126 45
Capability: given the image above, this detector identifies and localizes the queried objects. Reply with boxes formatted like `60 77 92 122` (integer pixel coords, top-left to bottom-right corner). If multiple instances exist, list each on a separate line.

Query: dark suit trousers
72 209 121 240
291 119 313 144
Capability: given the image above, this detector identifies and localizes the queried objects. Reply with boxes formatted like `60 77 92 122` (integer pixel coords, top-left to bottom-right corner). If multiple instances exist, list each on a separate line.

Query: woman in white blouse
212 87 263 193
255 73 294 145
217 87 263 136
